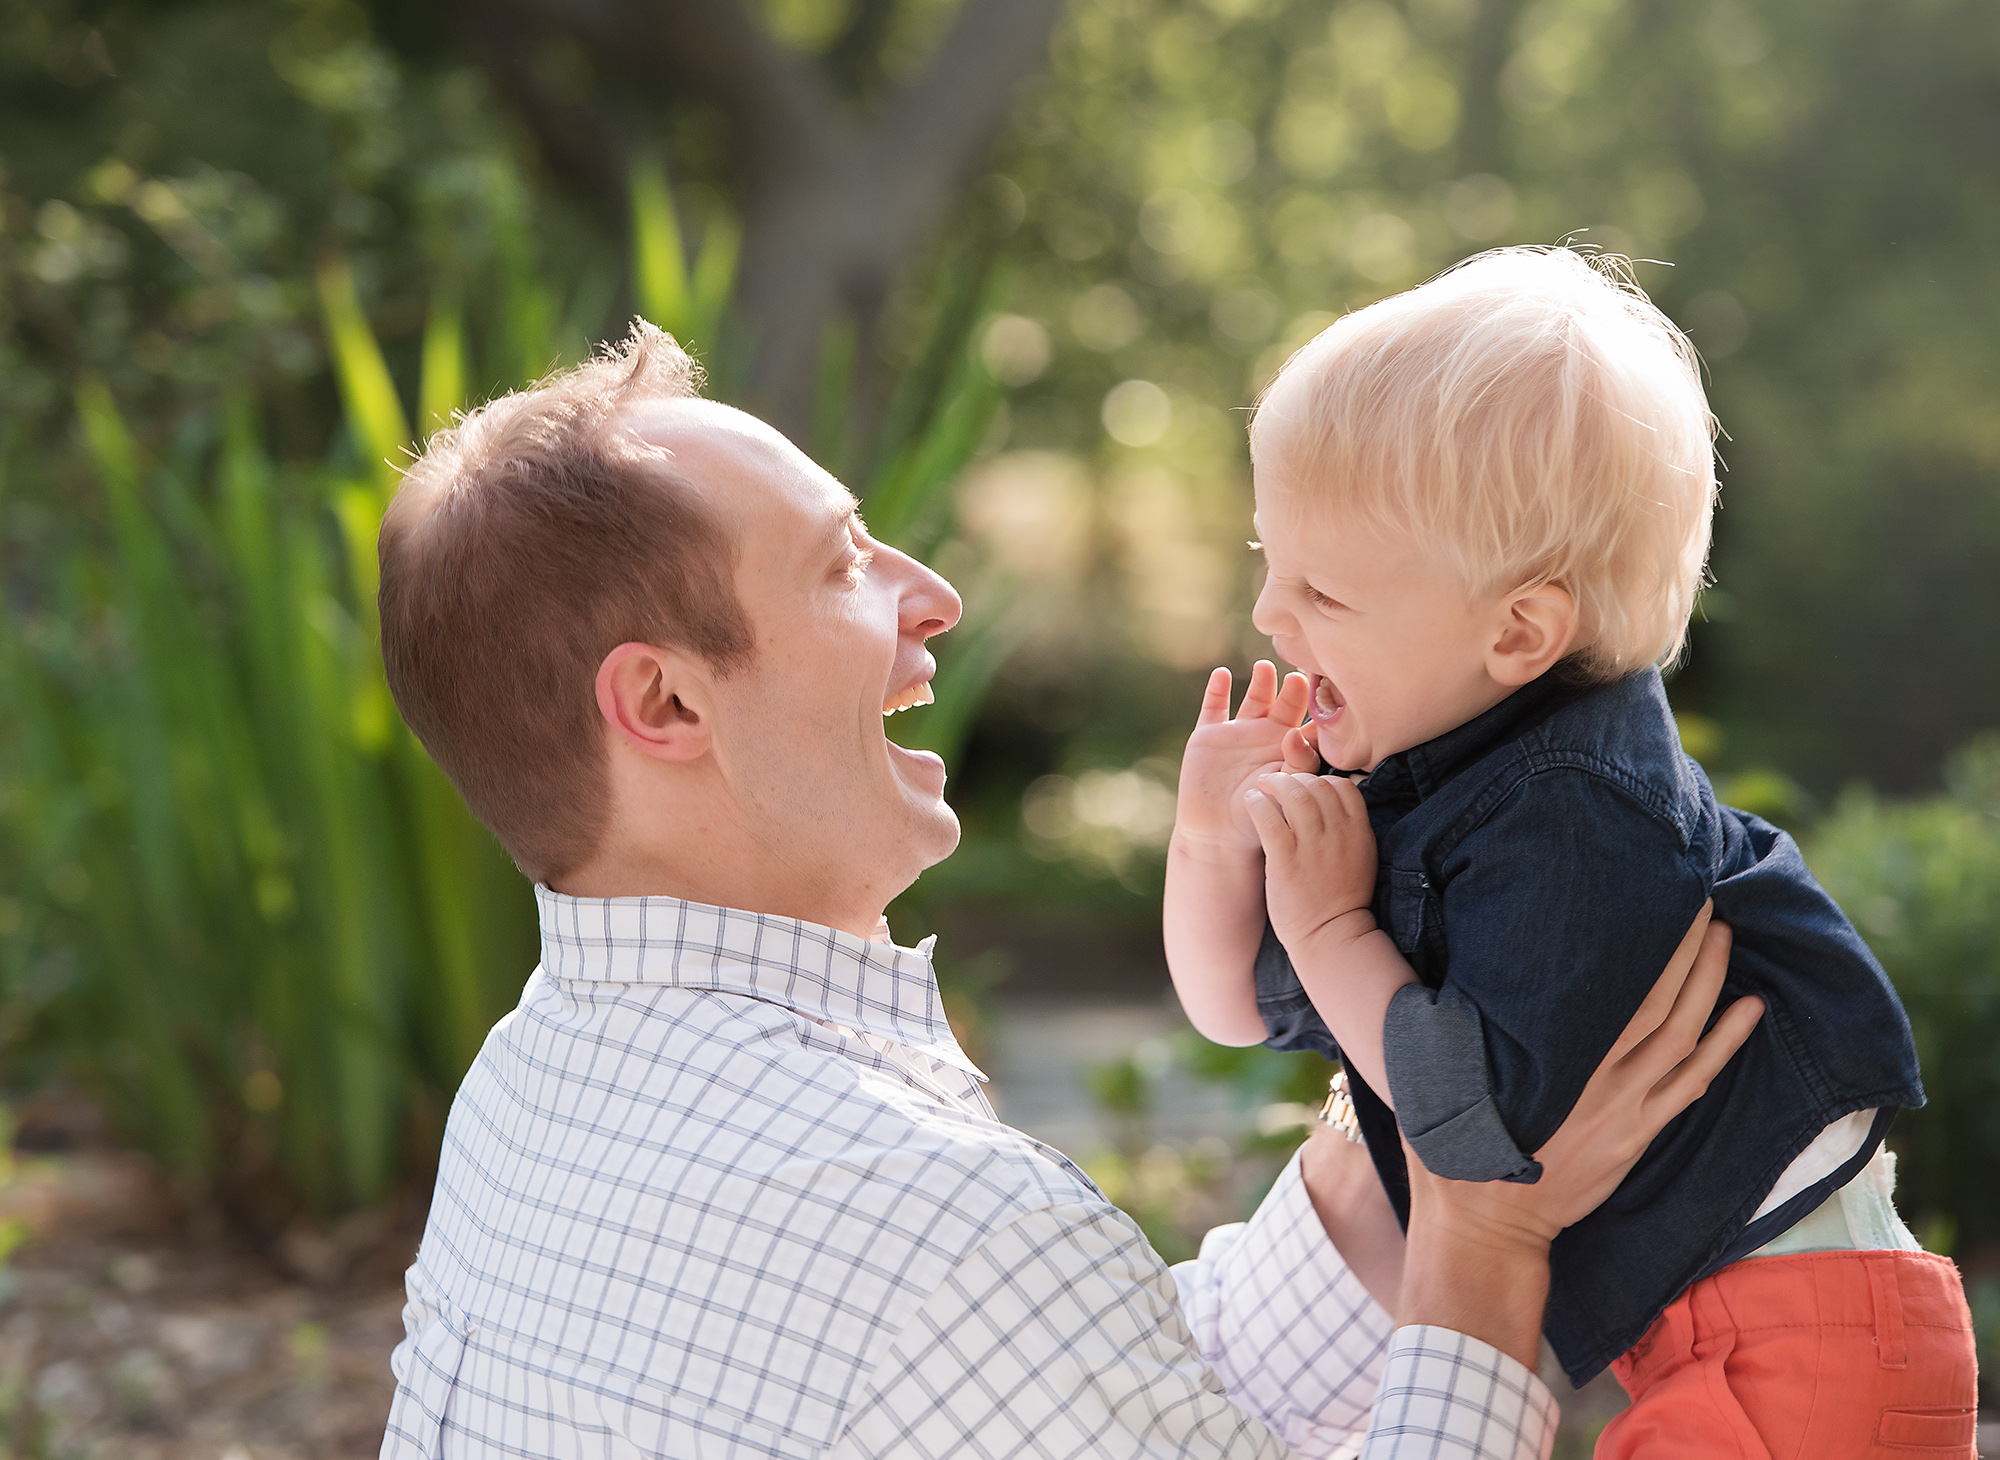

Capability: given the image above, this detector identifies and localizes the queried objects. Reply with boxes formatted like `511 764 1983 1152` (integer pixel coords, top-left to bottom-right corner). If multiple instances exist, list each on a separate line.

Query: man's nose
901 553 963 639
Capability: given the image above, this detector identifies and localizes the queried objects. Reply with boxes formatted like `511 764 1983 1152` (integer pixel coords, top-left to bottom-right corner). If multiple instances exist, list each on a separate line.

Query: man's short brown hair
379 320 754 883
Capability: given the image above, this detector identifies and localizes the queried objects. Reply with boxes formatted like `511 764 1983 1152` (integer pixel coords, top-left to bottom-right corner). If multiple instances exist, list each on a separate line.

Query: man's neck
549 856 893 944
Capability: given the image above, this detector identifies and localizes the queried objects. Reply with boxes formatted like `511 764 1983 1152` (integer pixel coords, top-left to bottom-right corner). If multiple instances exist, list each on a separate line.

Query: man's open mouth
883 679 936 716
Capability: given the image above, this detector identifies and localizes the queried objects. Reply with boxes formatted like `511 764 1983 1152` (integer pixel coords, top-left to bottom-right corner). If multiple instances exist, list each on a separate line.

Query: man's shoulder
410 977 1130 1448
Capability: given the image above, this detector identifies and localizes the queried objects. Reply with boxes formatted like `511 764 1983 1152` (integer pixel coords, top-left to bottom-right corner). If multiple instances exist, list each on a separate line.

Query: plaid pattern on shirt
381 887 1557 1459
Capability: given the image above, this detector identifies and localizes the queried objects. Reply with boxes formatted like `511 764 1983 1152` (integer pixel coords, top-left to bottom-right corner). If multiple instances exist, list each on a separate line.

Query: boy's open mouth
1309 673 1345 726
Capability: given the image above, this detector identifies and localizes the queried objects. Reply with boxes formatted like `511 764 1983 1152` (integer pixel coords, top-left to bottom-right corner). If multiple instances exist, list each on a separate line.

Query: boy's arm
1385 773 1712 1182
1164 664 1312 1047
1246 772 1417 1101
1164 835 1270 1046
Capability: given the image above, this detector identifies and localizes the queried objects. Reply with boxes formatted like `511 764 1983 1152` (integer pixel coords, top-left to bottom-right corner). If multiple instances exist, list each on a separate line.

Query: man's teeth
883 681 937 716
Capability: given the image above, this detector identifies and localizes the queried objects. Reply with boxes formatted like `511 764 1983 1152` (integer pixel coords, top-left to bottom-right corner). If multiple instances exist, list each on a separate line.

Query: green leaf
315 257 411 500
420 287 467 440
630 155 692 342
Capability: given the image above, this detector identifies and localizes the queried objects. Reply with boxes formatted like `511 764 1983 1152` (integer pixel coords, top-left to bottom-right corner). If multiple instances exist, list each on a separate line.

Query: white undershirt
1751 1108 1876 1220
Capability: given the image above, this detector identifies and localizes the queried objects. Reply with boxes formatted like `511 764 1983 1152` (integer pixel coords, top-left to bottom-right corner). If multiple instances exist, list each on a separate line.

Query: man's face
1249 432 1508 773
631 400 963 919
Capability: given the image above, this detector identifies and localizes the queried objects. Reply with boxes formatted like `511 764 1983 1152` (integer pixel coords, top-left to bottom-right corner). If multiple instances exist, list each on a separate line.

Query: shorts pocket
1874 1406 1975 1450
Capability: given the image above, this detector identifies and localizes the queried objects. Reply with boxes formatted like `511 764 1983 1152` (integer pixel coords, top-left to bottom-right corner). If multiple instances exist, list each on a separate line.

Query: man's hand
1172 661 1311 859
1396 905 1763 1368
1245 770 1378 957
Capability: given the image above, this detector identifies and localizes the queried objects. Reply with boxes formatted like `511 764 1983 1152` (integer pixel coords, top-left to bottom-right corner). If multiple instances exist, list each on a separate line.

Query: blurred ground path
984 992 1238 1153
0 1072 1989 1457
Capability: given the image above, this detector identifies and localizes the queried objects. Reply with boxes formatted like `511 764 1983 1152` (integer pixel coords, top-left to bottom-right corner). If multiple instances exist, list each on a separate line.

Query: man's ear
1486 581 1580 687
595 642 712 762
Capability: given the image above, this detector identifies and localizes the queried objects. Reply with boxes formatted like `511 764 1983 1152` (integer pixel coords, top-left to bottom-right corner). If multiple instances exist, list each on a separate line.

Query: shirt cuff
1174 1150 1394 1454
1384 984 1539 1183
1360 1326 1558 1460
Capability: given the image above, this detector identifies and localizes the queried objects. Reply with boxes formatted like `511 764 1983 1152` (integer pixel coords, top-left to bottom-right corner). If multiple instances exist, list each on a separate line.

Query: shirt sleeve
831 1197 1293 1460
832 1150 1391 1460
1360 1328 1557 1460
1383 771 1710 1182
1174 1151 1393 1454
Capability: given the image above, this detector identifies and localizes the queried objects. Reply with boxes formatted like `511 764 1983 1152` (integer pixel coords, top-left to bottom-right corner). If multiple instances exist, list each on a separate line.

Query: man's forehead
620 397 858 535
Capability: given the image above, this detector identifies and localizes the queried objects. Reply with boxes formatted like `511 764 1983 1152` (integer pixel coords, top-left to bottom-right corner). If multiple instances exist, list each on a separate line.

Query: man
376 323 1759 1459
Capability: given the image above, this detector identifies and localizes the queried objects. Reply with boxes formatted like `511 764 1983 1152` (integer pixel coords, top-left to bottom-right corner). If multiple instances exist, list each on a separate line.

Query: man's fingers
1196 667 1233 727
1606 902 1713 1062
1649 994 1764 1119
1644 918 1735 1064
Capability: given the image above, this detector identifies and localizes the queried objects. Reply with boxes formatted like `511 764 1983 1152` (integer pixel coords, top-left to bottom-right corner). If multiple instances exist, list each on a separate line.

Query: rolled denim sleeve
1383 770 1709 1180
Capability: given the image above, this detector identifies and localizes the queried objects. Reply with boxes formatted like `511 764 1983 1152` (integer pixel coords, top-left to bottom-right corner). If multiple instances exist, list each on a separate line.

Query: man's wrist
1398 1205 1552 1371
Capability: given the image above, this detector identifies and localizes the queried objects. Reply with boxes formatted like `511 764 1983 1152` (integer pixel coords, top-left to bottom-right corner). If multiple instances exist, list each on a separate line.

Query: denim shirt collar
1361 666 1594 808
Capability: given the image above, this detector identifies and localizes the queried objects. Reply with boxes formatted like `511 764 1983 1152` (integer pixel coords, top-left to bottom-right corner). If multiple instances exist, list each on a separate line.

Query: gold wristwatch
1317 1068 1366 1145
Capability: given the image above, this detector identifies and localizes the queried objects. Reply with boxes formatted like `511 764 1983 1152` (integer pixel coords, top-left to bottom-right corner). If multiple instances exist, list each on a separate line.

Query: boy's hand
1173 661 1312 856
1246 771 1378 955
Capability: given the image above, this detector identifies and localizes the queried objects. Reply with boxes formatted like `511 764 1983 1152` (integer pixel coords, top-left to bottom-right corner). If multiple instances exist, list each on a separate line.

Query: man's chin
912 800 962 868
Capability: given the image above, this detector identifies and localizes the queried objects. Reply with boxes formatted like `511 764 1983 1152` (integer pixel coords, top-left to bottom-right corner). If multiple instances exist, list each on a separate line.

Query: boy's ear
595 642 713 762
1486 582 1580 687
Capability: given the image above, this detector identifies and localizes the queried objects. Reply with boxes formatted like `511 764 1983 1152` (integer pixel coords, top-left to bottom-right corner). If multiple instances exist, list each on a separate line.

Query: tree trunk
463 0 1065 442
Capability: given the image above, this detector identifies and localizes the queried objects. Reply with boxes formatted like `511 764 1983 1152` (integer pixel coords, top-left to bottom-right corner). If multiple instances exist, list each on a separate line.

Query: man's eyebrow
818 501 864 560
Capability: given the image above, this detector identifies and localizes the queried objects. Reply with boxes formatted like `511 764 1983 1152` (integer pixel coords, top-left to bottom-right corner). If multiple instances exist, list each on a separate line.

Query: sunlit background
2 0 1998 1449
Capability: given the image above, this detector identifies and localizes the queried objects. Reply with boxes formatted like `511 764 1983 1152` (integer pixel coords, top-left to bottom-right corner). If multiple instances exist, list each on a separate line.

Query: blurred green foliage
1806 736 2000 1257
2 0 1997 1262
0 154 1009 1217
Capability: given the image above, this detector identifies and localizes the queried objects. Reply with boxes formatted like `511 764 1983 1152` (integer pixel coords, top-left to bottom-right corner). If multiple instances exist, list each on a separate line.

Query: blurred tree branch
468 0 1064 440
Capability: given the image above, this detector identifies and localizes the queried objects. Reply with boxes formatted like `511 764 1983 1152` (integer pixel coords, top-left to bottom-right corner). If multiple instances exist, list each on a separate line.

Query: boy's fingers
1260 772 1328 835
1196 667 1233 727
1244 788 1294 854
1240 660 1279 717
1274 671 1311 726
1281 726 1320 773
1325 775 1369 820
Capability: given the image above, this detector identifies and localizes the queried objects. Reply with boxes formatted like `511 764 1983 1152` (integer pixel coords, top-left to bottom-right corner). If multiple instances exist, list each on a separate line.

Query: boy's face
1249 446 1517 774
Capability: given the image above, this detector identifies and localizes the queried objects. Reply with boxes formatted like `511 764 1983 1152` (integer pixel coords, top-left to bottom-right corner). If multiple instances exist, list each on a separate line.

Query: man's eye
845 548 876 583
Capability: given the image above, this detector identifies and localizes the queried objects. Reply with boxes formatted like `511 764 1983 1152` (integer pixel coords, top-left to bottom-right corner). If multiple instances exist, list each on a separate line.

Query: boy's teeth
883 681 936 716
1314 679 1340 714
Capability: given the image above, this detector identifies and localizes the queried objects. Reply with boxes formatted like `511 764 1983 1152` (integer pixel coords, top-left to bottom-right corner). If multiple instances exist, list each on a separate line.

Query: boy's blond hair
1251 246 1718 680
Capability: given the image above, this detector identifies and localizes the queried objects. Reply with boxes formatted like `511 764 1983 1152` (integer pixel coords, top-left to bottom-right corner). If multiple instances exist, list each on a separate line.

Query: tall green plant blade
316 258 411 503
630 156 692 342
864 352 1002 554
810 315 857 476
420 289 467 440
689 215 741 357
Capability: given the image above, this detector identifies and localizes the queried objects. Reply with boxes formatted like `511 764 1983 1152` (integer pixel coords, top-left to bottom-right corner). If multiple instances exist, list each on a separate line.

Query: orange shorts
1595 1249 1978 1459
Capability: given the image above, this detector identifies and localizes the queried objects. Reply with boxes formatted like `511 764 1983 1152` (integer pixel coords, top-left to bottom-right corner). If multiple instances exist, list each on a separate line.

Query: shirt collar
1362 666 1593 808
533 885 985 1080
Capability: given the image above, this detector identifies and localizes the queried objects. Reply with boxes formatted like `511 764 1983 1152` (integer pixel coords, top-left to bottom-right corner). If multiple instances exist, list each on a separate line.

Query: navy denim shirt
1254 666 1923 1386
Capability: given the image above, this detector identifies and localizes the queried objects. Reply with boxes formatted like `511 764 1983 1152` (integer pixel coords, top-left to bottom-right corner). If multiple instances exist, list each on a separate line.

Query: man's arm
832 912 1758 1460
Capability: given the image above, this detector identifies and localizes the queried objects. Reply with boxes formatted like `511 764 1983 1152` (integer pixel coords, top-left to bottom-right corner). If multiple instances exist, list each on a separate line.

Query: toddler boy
1164 248 1976 1450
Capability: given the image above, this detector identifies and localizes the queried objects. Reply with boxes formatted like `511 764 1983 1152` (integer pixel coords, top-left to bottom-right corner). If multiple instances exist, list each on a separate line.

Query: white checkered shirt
381 888 1557 1460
